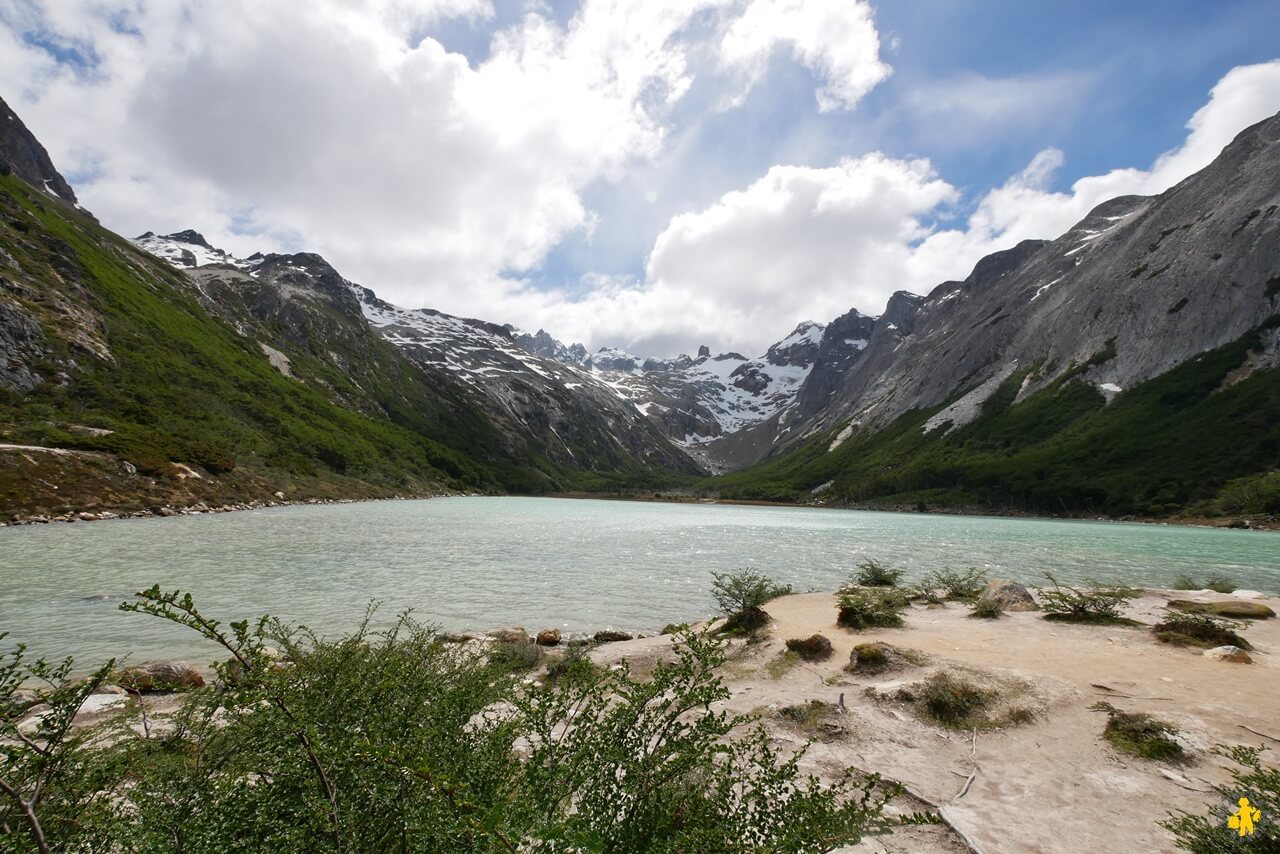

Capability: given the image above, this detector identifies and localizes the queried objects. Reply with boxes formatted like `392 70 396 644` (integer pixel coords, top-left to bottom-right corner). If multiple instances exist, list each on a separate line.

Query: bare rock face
978 580 1039 612
1204 645 1252 664
487 627 531 645
115 660 206 692
0 95 78 204
535 628 562 647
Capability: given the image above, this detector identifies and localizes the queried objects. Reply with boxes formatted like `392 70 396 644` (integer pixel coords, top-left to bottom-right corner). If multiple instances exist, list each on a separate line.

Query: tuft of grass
487 641 541 673
545 649 600 688
1036 574 1140 625
1171 573 1199 591
969 599 1003 620
785 634 834 662
919 567 988 602
1091 702 1184 760
766 651 801 679
919 672 994 727
1152 612 1250 650
836 589 911 630
852 560 903 588
1204 575 1238 594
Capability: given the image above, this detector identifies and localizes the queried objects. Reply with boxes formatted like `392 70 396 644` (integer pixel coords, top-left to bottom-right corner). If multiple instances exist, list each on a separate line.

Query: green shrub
488 640 542 672
852 560 903 588
1163 745 1278 851
920 567 988 601
1091 702 1183 760
1172 573 1198 591
710 569 791 635
0 588 922 851
544 648 599 688
837 589 910 630
1214 470 1280 515
1036 574 1137 625
1152 612 1250 650
920 672 994 727
1205 575 1238 594
784 634 834 662
969 599 1003 620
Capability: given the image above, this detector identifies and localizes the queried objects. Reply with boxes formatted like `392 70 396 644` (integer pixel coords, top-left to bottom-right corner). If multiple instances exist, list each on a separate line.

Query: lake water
1 496 1277 667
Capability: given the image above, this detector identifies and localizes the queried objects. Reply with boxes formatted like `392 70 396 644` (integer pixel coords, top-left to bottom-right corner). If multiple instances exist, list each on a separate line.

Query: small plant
852 560 904 588
1152 612 1250 649
710 569 791 635
1171 573 1199 591
776 700 841 738
969 599 1003 620
488 640 541 672
1036 574 1138 625
845 642 913 675
544 647 599 687
1205 575 1237 594
920 672 994 727
785 634 834 662
1162 745 1279 850
920 567 988 601
1091 702 1183 760
837 589 911 630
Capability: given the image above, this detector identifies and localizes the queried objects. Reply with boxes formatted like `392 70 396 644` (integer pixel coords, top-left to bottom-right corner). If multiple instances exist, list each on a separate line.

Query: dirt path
589 589 1280 853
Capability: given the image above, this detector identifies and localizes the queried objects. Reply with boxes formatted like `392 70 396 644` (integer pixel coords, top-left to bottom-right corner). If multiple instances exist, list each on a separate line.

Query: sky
2 0 1279 357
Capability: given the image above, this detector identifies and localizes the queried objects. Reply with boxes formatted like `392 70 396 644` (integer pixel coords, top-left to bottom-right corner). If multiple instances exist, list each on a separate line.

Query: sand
586 588 1280 854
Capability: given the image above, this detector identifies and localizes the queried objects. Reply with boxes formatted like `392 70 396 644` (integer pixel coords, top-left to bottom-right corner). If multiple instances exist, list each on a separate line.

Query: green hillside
0 176 687 516
705 318 1280 519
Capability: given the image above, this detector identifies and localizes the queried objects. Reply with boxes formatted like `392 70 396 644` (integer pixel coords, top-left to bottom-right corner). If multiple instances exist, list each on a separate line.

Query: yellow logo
1228 797 1261 837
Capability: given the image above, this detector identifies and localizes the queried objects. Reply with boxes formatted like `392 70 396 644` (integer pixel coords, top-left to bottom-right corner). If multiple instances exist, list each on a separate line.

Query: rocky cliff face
767 112 1280 455
0 95 78 206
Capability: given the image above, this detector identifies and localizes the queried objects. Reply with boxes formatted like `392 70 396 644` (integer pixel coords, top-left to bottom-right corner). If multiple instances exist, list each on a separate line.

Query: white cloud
718 0 889 111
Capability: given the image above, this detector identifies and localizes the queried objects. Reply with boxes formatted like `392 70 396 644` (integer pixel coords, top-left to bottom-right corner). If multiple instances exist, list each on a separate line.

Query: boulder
593 630 633 643
1168 600 1275 620
115 660 206 692
978 580 1038 612
1204 645 1252 664
536 628 562 647
487 627 531 645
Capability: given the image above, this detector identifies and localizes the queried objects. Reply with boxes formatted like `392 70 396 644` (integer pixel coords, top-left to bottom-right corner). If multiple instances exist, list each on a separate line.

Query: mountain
0 102 699 519
710 111 1280 517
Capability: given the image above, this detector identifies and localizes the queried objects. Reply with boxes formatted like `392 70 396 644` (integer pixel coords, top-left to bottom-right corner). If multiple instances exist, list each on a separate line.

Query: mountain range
1 93 1277 521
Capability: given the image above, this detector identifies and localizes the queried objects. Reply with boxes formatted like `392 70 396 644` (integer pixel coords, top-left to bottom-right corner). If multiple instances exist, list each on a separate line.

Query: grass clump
852 560 903 588
785 634 834 662
544 648 600 688
969 599 1003 620
1153 612 1251 650
1163 745 1279 850
837 589 911 630
1036 574 1139 625
488 640 542 673
776 700 842 739
920 567 988 601
845 642 918 675
1091 702 1184 760
1170 574 1238 593
710 569 792 635
920 672 994 727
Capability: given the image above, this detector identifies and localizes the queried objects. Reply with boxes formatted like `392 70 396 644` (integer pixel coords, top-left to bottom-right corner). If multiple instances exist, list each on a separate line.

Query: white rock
1229 590 1268 600
1204 645 1252 664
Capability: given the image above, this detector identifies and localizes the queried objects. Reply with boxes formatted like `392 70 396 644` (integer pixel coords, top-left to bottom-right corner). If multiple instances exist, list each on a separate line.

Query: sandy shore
585 587 1280 853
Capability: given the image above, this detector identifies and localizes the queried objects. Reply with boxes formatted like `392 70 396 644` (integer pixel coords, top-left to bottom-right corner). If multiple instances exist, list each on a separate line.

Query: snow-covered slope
133 230 253 270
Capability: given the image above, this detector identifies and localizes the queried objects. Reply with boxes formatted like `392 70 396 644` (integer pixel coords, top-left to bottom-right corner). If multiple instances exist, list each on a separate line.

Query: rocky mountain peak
0 94 78 205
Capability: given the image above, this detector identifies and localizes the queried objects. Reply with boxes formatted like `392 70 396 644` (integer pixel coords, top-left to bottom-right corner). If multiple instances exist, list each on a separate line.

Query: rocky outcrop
535 628 562 647
0 95 78 205
978 580 1039 612
115 660 206 692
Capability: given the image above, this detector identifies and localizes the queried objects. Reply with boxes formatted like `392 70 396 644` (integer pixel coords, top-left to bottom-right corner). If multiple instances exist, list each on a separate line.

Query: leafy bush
1172 573 1198 591
1036 574 1137 625
837 589 910 630
0 588 917 852
969 599 1003 620
710 569 791 635
920 673 994 727
784 634 834 662
1153 612 1250 650
1163 745 1278 851
852 560 903 588
544 648 600 688
1213 470 1280 515
1205 575 1238 594
920 567 988 601
489 640 543 672
1091 702 1183 760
